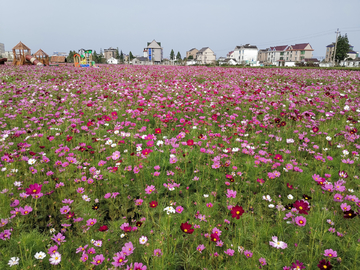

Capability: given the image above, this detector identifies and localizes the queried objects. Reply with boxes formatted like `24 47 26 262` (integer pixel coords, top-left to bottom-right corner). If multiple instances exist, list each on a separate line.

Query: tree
129 51 134 60
115 47 120 60
67 50 75 63
170 49 175 60
92 50 99 63
187 55 193 60
176 52 181 61
335 34 350 63
120 50 124 63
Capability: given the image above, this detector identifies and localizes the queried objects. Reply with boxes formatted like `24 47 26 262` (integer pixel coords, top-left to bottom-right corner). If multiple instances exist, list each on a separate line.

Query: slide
0 58 7 65
25 55 44 66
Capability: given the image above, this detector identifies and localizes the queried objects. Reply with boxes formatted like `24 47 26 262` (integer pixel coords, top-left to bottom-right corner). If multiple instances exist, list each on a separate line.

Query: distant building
233 44 258 64
132 56 150 65
284 43 313 62
53 52 68 57
325 43 358 62
104 47 117 60
257 49 268 63
196 47 216 64
186 48 198 59
143 40 163 63
0 43 5 55
107 57 119 64
267 45 288 63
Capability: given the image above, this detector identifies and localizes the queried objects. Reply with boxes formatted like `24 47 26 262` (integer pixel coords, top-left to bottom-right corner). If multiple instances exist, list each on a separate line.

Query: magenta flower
135 199 143 206
133 262 147 270
333 193 343 202
244 250 253 258
76 245 88 254
87 247 96 255
80 253 89 262
226 189 237 198
224 249 235 256
324 249 337 258
91 254 105 265
86 218 97 226
340 203 351 212
291 260 306 269
51 233 66 245
259 257 267 265
25 183 42 195
295 216 307 227
153 249 162 257
145 185 155 194
59 206 70 214
197 244 206 253
112 252 127 267
20 205 33 215
176 206 184 213
47 245 58 255
122 242 135 256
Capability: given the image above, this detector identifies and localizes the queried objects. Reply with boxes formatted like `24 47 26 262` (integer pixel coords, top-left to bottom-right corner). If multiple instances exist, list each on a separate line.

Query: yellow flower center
184 229 188 232
236 211 240 214
33 189 37 192
299 206 303 210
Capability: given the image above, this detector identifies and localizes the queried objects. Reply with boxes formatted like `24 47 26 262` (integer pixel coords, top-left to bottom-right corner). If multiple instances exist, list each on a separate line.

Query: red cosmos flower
211 114 218 121
99 225 108 232
312 127 319 133
66 136 73 142
274 154 283 161
211 233 220 242
65 212 75 220
287 183 294 189
317 259 332 270
155 128 162 134
111 111 117 116
87 121 94 127
149 201 158 208
25 183 42 195
293 200 310 215
137 108 144 112
87 103 93 107
230 205 244 219
123 226 132 232
142 149 153 156
280 121 286 126
343 210 356 219
180 222 194 234
104 116 112 122
110 167 118 172
187 140 194 146
29 151 36 156
349 128 357 134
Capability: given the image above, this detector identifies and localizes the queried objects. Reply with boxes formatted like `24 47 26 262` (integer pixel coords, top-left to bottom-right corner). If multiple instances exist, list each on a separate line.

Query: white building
233 44 258 64
267 45 288 64
107 57 119 64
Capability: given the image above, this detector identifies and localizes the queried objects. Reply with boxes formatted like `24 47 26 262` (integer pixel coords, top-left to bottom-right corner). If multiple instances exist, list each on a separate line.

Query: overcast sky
1 0 359 59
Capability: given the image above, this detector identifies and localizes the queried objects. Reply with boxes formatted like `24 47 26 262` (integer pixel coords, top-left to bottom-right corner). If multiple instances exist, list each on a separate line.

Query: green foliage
115 47 120 60
66 51 75 63
176 52 181 61
129 51 134 60
335 34 350 62
120 50 124 63
170 49 175 60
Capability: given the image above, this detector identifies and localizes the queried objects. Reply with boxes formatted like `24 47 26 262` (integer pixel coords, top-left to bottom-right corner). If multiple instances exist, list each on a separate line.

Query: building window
301 51 305 55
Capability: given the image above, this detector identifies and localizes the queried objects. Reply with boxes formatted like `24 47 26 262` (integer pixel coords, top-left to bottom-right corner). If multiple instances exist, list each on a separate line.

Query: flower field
0 65 359 269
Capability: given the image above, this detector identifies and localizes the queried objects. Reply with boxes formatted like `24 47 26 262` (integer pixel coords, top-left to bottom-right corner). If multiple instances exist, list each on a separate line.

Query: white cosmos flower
287 194 294 200
326 136 332 141
114 130 119 134
139 236 148 245
49 252 61 265
50 228 56 234
262 195 271 202
1 167 6 172
34 251 46 259
105 140 113 145
268 204 275 208
286 139 294 144
203 194 209 198
111 143 116 148
342 150 349 156
156 140 164 146
28 158 36 165
344 105 350 111
120 234 125 238
232 147 239 152
348 189 354 193
163 206 175 215
8 257 19 267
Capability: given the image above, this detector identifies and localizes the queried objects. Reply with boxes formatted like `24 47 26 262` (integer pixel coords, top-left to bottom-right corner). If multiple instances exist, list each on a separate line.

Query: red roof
270 45 287 51
288 43 312 50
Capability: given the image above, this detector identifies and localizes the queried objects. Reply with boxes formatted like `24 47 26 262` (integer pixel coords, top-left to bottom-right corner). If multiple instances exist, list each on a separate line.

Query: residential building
267 45 288 63
325 43 358 62
143 40 163 63
284 43 313 62
1 51 14 61
52 52 68 56
227 51 235 58
104 47 117 60
0 43 4 55
107 57 118 64
132 56 150 65
196 47 216 64
258 49 268 63
233 44 258 64
186 48 198 59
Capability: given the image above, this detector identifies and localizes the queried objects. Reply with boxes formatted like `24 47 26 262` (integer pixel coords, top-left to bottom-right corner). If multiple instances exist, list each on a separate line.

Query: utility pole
332 28 340 66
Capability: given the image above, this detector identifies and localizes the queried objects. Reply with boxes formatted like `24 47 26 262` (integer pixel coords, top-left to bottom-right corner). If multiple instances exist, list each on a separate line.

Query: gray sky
1 0 359 59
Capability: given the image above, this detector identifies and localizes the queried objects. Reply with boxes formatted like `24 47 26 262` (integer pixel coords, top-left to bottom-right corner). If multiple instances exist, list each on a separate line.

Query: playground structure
12 41 45 66
34 49 49 66
0 58 7 65
74 49 96 67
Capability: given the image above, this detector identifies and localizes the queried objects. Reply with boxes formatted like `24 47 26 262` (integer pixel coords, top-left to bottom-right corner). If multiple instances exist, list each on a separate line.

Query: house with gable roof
143 40 163 63
267 45 288 64
232 44 258 64
196 47 216 64
284 43 313 62
186 48 198 59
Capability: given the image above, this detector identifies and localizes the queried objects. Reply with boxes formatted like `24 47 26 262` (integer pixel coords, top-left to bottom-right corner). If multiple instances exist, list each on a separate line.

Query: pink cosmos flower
197 244 205 253
176 206 184 213
47 245 58 255
135 199 143 206
226 189 237 198
244 250 253 258
269 236 287 249
133 262 147 270
153 249 162 257
340 203 351 212
224 249 235 256
295 216 306 226
112 252 127 267
259 258 267 265
51 233 66 245
122 242 135 256
59 206 70 215
145 185 155 194
324 249 337 258
91 254 105 265
80 253 89 262
333 193 343 202
86 218 97 226
25 183 42 195
20 205 33 215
